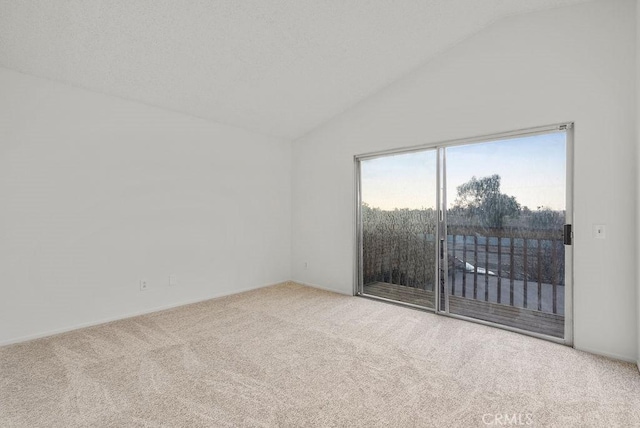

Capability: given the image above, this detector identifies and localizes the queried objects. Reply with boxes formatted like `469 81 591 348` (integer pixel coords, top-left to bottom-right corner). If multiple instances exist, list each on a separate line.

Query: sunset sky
361 131 566 212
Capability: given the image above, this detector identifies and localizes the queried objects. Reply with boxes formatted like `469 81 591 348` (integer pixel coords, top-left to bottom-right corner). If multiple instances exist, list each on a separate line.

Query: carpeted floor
1 282 639 427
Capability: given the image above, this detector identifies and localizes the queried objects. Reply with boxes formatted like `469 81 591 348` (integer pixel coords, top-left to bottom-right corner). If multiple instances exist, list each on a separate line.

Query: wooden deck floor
363 282 564 338
363 282 435 309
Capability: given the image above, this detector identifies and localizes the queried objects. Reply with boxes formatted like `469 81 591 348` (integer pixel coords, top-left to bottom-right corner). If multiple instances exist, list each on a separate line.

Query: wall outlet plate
593 224 606 239
169 275 178 286
140 279 148 291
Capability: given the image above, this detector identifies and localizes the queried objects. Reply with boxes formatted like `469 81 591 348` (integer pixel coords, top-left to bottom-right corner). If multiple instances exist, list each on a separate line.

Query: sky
361 131 566 211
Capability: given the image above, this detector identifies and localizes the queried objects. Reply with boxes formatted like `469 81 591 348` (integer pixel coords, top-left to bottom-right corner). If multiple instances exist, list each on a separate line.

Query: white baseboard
291 280 353 296
573 345 638 364
0 280 289 347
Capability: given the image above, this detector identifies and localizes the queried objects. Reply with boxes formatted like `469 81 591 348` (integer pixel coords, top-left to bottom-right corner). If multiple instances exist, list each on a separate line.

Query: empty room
1 0 639 426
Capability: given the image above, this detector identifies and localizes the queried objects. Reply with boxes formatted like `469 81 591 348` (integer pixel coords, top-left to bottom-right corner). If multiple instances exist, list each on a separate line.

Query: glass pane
445 132 566 337
360 150 438 309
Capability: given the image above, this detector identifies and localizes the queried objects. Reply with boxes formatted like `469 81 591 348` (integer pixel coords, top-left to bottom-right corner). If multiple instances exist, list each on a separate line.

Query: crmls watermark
482 413 534 426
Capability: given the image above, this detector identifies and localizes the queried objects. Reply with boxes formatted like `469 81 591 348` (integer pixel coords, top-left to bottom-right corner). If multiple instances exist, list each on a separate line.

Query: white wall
636 0 640 369
0 68 291 345
292 0 638 361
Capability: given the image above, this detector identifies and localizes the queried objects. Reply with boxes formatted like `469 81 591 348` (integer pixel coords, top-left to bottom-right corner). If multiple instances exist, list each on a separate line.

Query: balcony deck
363 281 564 338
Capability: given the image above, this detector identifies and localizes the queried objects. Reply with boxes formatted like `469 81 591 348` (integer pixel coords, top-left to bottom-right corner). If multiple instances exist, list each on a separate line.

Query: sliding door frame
354 122 574 346
354 146 440 311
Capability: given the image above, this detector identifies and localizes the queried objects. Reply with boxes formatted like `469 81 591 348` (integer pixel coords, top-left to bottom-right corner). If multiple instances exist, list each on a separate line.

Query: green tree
453 174 520 228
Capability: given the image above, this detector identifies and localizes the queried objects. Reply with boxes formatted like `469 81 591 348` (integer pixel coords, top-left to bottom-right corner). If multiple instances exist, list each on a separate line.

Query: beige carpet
1 282 639 427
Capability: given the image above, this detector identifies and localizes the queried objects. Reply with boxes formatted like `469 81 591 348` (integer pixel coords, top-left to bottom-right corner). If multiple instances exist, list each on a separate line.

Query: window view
360 149 438 308
445 132 567 337
358 129 570 340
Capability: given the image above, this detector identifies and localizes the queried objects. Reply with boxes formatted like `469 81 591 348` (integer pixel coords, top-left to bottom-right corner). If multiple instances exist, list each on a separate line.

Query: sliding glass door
444 131 569 338
356 124 573 343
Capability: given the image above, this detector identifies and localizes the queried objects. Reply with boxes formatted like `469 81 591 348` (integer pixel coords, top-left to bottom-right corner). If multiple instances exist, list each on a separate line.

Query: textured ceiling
0 0 592 139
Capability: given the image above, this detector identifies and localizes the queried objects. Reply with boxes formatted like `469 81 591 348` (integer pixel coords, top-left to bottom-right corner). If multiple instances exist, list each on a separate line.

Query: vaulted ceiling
0 0 592 139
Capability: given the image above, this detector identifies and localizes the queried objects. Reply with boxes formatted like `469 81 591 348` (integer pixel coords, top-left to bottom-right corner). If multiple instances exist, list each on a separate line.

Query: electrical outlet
593 224 606 239
140 279 148 291
169 275 178 286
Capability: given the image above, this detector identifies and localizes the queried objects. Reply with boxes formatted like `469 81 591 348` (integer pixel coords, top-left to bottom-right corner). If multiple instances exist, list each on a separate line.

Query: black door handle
563 224 572 245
